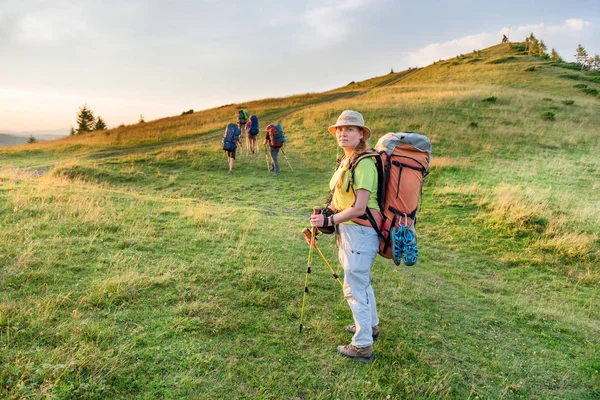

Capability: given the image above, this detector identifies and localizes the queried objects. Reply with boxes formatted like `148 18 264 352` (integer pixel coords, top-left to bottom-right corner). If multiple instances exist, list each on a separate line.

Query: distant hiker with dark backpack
264 123 285 175
222 123 241 174
308 110 380 363
248 115 260 154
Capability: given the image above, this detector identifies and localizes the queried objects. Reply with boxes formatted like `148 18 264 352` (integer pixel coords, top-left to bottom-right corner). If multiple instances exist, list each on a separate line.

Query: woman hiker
309 110 381 363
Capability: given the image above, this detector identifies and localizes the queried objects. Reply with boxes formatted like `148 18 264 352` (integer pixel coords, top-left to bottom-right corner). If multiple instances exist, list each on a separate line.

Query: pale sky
1 0 599 133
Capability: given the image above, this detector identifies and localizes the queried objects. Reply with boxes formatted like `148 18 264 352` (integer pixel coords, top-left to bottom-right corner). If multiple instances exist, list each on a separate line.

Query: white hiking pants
337 224 379 348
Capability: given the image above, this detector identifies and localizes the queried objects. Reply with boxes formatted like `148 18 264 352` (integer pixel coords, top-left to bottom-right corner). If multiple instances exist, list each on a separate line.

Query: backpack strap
342 151 387 238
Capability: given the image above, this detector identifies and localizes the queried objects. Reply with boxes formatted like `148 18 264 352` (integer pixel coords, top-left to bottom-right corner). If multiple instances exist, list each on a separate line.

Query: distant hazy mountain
0 128 69 138
0 128 68 147
0 133 30 146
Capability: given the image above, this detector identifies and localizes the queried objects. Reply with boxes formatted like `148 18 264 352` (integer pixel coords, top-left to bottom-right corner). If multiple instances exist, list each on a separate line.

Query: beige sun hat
328 110 372 140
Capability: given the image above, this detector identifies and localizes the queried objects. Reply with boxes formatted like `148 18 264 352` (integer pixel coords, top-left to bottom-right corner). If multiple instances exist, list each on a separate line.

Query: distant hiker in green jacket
309 110 380 363
237 109 249 139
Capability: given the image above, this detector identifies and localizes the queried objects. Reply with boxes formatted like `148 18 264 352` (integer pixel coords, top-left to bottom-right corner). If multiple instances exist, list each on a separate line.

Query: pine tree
76 105 95 134
94 116 107 131
593 54 600 72
575 44 588 67
139 114 145 123
27 135 37 144
527 33 539 56
538 40 548 58
550 48 562 62
70 126 76 136
584 56 594 71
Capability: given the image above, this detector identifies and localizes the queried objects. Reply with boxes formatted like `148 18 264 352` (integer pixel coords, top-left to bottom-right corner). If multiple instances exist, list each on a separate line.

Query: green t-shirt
329 157 378 224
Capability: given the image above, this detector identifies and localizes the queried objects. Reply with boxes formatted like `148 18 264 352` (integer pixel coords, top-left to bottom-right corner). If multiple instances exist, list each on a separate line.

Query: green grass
1 43 599 399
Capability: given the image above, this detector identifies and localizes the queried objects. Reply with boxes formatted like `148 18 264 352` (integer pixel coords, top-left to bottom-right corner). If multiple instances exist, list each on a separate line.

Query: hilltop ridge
3 42 598 153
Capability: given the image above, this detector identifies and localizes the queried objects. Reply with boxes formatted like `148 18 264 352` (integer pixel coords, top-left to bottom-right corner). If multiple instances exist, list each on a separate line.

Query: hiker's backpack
237 110 246 125
222 123 241 151
266 124 285 148
343 132 431 265
275 123 287 143
249 115 259 135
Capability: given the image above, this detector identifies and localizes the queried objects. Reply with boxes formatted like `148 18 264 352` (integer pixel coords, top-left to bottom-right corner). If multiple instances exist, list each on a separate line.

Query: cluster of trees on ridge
525 33 600 71
70 105 107 135
69 107 147 136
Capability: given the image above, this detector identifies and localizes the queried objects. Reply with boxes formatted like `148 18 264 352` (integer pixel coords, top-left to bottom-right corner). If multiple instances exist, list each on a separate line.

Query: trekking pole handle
311 207 321 246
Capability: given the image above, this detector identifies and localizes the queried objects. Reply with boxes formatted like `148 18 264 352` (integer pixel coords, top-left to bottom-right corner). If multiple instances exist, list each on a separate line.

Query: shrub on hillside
541 111 555 121
583 87 599 96
482 96 497 103
561 73 600 83
488 56 516 64
542 98 553 101
468 122 479 128
553 62 581 71
181 109 194 115
561 100 575 106
511 43 526 52
524 66 537 72
560 73 582 80
574 83 588 89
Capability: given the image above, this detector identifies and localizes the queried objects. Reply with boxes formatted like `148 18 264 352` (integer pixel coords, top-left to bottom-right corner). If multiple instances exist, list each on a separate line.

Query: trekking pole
299 207 320 333
264 144 270 172
218 151 226 172
280 147 294 171
301 228 343 288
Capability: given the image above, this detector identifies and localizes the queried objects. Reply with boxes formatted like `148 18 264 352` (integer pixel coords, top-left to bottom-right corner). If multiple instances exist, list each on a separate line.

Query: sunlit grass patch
478 183 551 234
537 231 598 261
80 256 172 308
430 156 472 169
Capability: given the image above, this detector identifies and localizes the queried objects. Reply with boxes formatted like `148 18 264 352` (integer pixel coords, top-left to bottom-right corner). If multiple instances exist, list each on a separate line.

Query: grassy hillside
1 43 599 399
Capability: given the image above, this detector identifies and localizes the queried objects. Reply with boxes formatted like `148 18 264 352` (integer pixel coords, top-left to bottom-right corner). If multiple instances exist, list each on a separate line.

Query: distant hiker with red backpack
264 123 285 175
222 123 241 174
308 110 380 363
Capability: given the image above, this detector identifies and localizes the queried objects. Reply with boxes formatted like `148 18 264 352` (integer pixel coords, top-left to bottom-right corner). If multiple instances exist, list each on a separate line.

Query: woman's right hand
309 212 325 228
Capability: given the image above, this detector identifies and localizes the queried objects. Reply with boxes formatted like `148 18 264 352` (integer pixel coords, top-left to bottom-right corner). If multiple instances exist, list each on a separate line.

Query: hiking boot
336 344 374 363
345 325 380 341
390 225 418 266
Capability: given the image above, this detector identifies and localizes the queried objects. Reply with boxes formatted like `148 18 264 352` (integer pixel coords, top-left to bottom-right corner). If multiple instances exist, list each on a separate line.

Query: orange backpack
266 124 284 148
341 132 431 265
